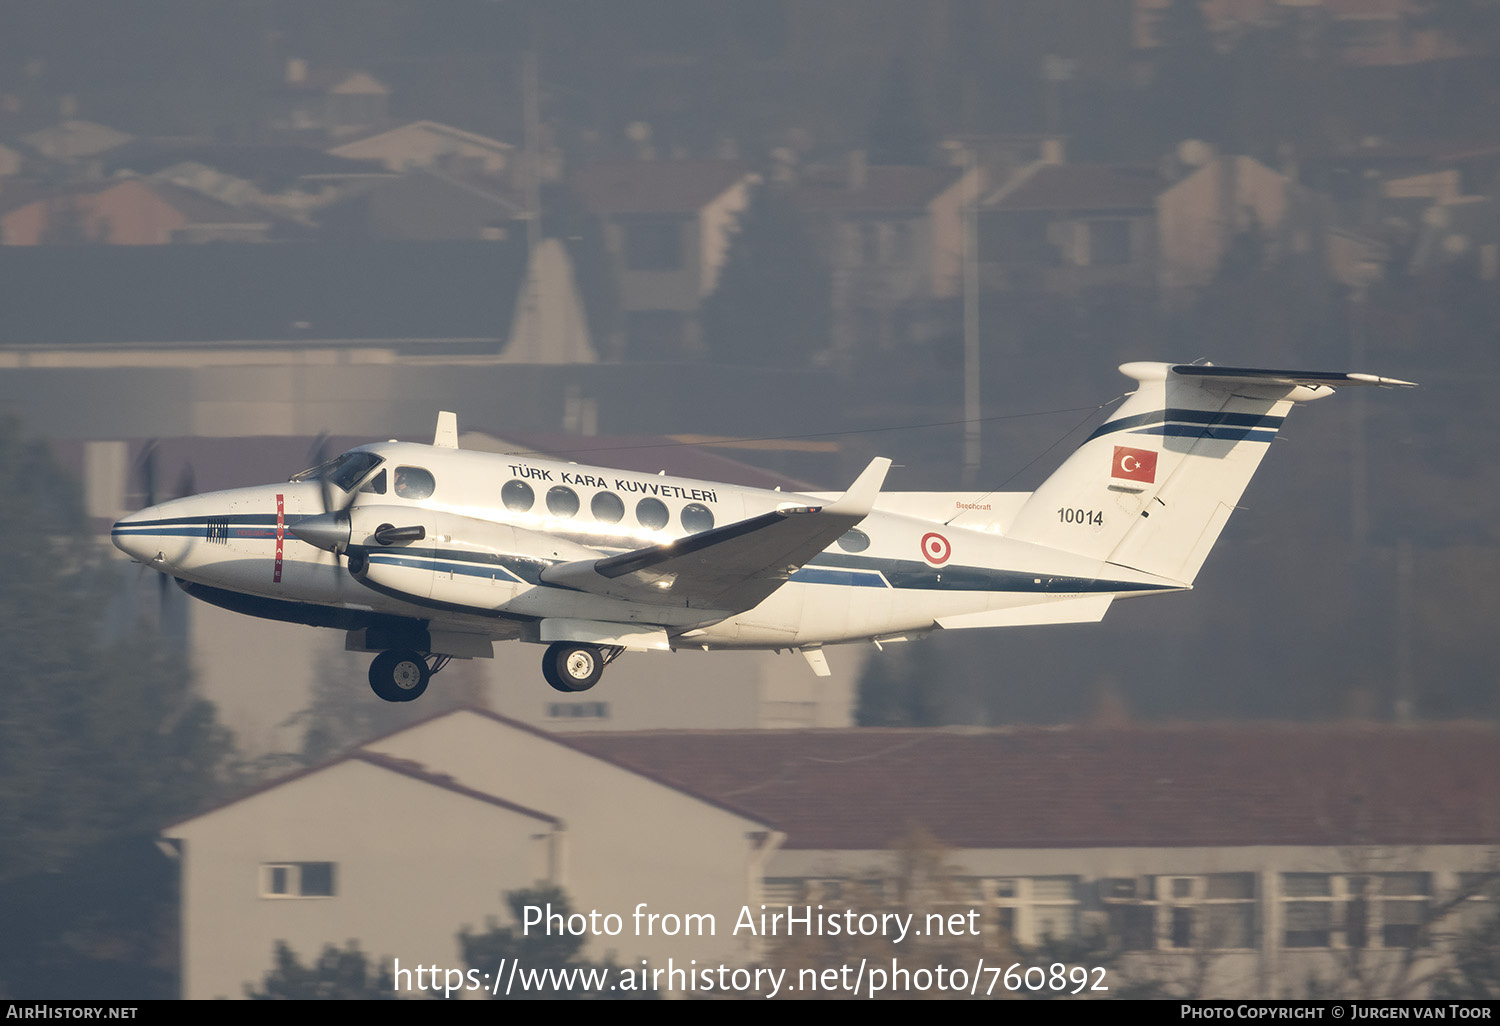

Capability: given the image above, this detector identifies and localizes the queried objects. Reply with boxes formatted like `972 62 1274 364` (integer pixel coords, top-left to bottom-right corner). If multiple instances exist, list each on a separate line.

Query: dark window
680 503 714 533
546 486 580 518
591 491 624 524
1089 219 1132 266
625 310 687 361
623 218 684 270
1170 907 1194 948
502 479 535 512
636 498 669 531
360 469 387 495
837 528 870 552
300 862 336 897
1110 906 1157 950
393 466 435 500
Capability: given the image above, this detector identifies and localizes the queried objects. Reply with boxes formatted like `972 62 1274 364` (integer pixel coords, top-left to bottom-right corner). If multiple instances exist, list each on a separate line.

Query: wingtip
822 457 892 517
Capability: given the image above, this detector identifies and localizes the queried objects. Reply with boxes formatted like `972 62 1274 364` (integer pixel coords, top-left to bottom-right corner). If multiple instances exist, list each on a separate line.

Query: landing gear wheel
369 649 430 702
542 642 605 693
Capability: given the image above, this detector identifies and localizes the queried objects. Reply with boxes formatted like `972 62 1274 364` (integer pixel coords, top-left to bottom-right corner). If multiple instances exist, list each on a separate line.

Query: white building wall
169 758 557 999
363 711 781 968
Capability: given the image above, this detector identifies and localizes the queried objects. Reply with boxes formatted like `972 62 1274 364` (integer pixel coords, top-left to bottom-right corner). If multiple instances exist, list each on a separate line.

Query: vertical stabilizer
1004 363 1411 584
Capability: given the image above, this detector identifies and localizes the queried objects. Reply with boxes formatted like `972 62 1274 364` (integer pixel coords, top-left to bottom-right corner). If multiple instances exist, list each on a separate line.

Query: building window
545 701 609 720
1103 874 1256 951
983 877 1079 946
623 218 684 270
1283 873 1334 947
1087 219 1132 266
1281 873 1430 949
262 862 337 898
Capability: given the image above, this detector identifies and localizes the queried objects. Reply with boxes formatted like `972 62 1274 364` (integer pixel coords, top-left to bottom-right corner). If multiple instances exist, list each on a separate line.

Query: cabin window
636 498 669 531
502 479 534 512
591 491 624 524
393 466 435 500
837 528 870 552
547 486 580 518
680 503 714 534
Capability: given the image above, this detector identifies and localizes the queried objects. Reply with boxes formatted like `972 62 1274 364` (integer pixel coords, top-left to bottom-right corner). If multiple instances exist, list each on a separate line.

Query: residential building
271 59 390 138
0 178 272 245
327 120 517 177
164 708 779 999
1156 154 1328 298
575 722 1500 999
794 156 980 351
166 714 1500 999
979 161 1165 297
571 160 759 359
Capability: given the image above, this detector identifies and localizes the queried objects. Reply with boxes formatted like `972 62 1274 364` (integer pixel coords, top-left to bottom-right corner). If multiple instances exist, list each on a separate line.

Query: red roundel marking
920 531 951 566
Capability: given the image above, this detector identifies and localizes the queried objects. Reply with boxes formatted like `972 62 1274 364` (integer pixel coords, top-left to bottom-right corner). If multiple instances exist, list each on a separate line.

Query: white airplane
112 362 1413 701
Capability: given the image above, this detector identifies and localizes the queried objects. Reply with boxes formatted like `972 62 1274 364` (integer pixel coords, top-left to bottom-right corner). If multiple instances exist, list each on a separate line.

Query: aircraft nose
112 506 168 564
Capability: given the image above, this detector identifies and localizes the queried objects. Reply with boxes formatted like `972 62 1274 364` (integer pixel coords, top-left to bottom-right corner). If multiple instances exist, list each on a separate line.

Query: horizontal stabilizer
1168 365 1417 389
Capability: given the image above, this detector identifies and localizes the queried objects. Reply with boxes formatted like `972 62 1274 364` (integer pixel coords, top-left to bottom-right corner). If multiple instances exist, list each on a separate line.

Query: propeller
130 438 195 643
288 434 356 562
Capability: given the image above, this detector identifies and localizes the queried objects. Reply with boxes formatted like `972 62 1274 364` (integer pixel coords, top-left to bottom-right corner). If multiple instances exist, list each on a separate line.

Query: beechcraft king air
112 362 1413 701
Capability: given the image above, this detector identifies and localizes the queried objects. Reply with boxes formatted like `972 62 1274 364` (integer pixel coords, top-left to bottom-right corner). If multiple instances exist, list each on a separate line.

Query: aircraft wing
539 458 891 614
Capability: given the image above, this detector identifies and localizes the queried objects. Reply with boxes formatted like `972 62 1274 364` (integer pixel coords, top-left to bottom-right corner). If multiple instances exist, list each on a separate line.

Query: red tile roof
566 724 1500 851
571 160 754 214
987 164 1166 213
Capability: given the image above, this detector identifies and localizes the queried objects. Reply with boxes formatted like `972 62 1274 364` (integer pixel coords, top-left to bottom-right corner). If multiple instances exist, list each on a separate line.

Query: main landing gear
541 642 621 693
368 650 451 703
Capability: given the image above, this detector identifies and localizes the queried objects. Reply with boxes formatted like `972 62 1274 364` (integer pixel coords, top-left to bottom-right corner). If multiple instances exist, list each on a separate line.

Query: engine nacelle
346 507 602 612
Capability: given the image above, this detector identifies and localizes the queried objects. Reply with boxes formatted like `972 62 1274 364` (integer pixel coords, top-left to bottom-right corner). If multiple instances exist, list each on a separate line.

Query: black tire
369 649 430 702
543 642 604 692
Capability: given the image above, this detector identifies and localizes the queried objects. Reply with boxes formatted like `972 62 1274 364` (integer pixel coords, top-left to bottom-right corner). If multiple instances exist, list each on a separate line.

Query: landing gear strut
368 649 440 702
541 642 618 693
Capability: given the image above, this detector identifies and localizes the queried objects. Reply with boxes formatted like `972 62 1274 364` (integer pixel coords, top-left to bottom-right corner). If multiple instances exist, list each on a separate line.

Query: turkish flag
1112 445 1157 483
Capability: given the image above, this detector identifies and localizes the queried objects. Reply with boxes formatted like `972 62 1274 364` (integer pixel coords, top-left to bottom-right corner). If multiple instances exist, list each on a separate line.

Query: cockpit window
393 466 435 500
290 451 385 492
360 469 387 495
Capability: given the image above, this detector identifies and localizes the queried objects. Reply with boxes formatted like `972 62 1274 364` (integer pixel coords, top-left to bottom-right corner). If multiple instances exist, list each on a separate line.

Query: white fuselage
112 442 1179 654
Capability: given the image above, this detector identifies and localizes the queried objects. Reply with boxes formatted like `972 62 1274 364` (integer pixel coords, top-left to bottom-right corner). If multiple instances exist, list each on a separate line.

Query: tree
246 941 396 1000
458 885 647 1000
0 419 235 996
1433 899 1500 999
0 420 234 883
701 180 830 369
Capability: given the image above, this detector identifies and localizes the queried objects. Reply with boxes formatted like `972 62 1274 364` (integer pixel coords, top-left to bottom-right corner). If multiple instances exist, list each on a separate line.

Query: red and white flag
1112 446 1157 484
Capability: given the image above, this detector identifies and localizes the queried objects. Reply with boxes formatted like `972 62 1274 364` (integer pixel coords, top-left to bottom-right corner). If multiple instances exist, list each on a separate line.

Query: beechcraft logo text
1112 446 1157 484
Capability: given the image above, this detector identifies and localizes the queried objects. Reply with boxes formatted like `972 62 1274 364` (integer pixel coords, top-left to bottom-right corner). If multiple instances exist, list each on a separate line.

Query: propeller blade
174 462 196 502
137 440 159 509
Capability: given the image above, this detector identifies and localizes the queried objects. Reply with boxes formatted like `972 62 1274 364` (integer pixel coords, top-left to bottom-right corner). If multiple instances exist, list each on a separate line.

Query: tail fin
1005 362 1415 584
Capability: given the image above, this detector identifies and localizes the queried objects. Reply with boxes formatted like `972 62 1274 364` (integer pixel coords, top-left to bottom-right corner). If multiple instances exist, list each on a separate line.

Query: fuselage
111 441 1182 653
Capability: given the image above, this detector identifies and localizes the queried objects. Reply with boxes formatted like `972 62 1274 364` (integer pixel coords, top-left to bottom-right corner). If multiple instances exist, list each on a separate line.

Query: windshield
290 451 385 492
